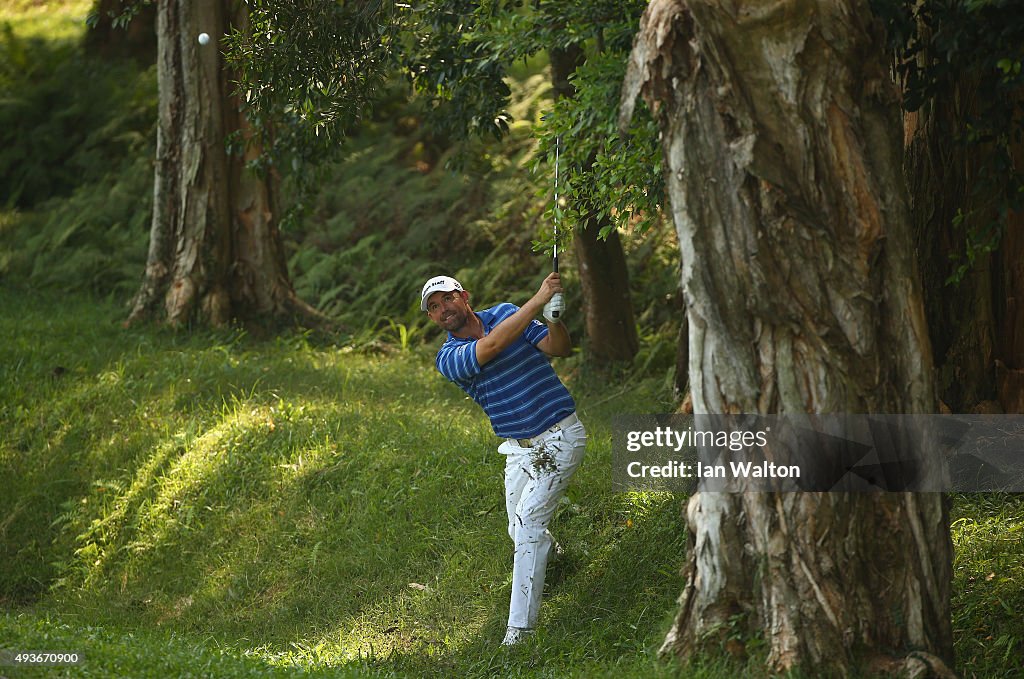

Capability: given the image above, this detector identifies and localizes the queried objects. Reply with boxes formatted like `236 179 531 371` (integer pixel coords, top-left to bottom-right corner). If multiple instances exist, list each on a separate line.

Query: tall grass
2 290 1022 678
0 288 695 678
950 493 1024 677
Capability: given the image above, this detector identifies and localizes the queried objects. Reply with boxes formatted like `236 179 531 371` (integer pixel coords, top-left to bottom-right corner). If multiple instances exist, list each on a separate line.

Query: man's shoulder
437 333 467 355
435 330 482 382
436 330 476 358
478 302 517 322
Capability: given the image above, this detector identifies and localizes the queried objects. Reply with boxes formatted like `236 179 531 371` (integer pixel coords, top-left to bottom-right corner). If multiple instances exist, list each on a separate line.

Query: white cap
420 275 464 311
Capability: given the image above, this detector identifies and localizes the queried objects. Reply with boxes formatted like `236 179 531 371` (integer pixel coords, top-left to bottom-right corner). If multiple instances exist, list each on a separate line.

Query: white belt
509 412 578 448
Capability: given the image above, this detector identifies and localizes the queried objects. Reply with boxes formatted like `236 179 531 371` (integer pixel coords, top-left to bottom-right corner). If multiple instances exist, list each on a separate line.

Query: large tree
549 43 639 365
893 0 1024 414
127 0 321 327
621 0 953 675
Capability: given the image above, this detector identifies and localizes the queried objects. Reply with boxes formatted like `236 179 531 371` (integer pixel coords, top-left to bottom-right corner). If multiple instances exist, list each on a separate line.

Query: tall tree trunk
903 14 1024 415
907 94 1024 414
128 0 322 328
549 45 639 365
996 188 1024 412
622 1 953 675
905 87 996 413
905 51 1007 413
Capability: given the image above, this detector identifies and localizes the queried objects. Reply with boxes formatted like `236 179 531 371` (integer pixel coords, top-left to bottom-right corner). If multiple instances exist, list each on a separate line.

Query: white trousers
497 416 587 629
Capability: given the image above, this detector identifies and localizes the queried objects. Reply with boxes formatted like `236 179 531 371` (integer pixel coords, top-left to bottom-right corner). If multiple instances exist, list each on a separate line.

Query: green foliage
0 150 154 297
535 51 663 242
403 0 513 141
85 0 151 32
223 0 395 161
874 0 1024 283
0 10 156 295
284 72 594 345
0 24 154 209
402 0 663 244
0 6 677 359
281 64 679 360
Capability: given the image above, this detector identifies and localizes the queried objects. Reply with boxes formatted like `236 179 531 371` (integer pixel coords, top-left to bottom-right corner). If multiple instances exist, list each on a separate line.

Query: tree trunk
905 100 991 411
622 1 953 675
128 0 322 328
906 88 1024 414
572 225 639 364
549 45 639 365
905 89 996 413
902 15 1024 415
996 187 1024 412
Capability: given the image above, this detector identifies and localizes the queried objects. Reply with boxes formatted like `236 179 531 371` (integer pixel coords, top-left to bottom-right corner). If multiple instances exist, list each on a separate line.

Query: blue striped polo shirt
435 303 576 439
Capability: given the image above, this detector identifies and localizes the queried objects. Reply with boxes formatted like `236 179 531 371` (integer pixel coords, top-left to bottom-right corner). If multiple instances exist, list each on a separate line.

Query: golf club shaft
550 135 562 319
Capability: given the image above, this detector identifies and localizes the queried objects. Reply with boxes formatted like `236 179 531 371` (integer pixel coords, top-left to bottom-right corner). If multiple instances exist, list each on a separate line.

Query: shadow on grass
2 290 698 677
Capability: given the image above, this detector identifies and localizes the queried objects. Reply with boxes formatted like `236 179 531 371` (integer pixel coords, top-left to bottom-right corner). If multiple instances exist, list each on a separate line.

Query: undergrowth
0 4 679 350
0 289 692 678
0 3 155 297
2 290 1022 678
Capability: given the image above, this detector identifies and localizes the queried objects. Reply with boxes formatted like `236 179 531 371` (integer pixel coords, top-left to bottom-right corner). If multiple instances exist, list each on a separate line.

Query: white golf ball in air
198 32 210 45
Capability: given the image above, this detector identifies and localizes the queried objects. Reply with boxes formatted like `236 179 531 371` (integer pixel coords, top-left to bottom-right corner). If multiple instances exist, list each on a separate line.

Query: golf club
549 133 563 320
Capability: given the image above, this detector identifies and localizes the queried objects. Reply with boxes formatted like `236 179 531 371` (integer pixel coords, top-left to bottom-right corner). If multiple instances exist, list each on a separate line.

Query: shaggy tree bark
904 84 996 413
128 0 322 328
996 194 1024 412
549 45 639 365
622 1 953 675
901 9 1024 415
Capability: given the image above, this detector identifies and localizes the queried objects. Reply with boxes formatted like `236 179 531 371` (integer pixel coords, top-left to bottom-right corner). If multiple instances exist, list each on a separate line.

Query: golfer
420 272 586 647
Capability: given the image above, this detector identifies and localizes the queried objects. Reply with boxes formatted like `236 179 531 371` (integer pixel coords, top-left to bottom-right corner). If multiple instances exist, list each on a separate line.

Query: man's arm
475 273 562 366
537 320 571 357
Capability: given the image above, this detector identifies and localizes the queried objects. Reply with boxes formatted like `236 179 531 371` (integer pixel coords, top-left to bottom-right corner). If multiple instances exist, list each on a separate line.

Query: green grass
2 290 1022 678
0 0 92 41
0 288 692 677
950 493 1024 678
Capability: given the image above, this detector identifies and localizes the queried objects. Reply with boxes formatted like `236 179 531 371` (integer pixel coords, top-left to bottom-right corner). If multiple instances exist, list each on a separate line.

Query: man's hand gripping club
543 289 564 324
475 273 568 366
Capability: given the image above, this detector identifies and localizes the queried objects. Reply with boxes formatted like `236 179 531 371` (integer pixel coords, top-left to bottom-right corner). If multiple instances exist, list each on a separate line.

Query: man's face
425 290 471 332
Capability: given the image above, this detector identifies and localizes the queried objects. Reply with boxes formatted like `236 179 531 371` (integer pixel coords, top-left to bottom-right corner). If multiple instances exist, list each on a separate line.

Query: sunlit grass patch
950 493 1024 677
0 611 336 678
0 0 92 41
